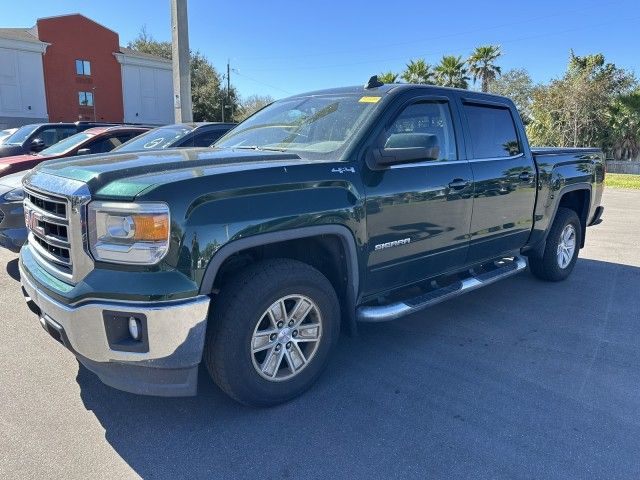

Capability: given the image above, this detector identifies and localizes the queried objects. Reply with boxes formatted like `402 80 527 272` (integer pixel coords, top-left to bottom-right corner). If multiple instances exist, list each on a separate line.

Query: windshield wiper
229 145 287 152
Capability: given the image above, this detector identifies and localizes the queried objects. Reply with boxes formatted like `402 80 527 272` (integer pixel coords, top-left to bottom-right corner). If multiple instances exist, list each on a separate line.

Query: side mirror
369 132 440 169
30 138 45 152
372 146 434 167
77 148 91 155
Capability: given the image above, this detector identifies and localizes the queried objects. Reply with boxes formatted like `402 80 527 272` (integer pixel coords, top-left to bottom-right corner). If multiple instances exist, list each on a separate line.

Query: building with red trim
0 14 172 129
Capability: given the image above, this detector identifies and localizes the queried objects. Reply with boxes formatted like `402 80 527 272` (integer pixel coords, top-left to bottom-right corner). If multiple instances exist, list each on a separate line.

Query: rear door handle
518 171 533 182
448 179 470 190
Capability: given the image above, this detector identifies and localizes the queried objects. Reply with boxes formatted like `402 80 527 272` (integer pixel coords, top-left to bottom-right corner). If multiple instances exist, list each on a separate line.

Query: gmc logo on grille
24 208 45 236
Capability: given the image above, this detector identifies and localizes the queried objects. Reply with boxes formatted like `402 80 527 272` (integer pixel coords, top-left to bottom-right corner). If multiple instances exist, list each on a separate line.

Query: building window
79 91 94 107
75 59 91 76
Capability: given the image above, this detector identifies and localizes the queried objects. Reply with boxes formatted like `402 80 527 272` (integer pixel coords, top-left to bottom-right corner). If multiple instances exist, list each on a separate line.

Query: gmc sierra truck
19 78 605 407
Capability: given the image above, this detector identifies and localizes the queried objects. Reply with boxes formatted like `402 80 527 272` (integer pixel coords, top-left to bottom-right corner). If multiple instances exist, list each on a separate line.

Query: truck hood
32 147 313 198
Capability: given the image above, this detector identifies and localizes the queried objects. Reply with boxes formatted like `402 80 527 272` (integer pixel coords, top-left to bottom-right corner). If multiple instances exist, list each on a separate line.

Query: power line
232 70 293 95
237 15 640 74
234 0 627 62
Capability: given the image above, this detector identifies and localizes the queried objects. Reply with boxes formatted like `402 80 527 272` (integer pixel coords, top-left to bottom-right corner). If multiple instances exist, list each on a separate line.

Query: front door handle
518 171 533 182
448 179 470 190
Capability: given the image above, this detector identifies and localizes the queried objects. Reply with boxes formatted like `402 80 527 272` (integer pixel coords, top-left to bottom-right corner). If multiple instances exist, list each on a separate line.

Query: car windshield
113 125 194 152
40 132 92 156
214 94 382 160
4 125 39 145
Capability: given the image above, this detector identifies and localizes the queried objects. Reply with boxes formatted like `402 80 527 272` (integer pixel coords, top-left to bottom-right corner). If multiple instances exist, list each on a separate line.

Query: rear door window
463 104 521 159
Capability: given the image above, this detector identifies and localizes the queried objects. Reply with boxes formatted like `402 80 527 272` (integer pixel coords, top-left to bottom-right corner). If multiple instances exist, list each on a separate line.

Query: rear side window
191 129 229 147
464 104 521 159
37 127 77 148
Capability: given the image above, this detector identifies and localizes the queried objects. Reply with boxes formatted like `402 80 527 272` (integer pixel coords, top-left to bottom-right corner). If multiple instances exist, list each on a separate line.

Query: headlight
88 201 170 265
3 188 24 202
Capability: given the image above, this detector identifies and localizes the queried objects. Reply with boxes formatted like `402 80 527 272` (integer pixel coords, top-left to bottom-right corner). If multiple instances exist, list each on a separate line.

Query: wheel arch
199 226 360 335
556 184 591 249
528 183 591 258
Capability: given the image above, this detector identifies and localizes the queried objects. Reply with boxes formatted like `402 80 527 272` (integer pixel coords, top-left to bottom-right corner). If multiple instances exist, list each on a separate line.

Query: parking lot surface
0 189 639 479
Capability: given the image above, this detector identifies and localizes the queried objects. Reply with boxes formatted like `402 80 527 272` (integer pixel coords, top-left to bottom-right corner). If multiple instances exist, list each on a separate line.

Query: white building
0 28 48 129
115 48 173 125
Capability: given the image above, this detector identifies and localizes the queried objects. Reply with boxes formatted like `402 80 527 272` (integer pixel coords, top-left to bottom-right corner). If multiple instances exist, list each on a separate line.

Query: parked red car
0 125 151 177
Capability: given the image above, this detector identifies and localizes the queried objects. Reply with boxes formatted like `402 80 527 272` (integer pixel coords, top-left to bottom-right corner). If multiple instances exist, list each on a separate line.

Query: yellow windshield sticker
359 96 381 103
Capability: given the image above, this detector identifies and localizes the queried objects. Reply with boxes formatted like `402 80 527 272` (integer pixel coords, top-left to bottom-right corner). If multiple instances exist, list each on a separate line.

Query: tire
528 207 582 282
204 258 340 407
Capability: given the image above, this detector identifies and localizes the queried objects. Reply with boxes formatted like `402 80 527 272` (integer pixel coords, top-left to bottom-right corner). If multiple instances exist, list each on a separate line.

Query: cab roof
283 82 512 104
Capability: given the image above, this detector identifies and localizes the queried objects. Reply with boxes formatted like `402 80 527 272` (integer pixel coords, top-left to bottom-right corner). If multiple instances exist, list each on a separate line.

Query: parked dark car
112 122 237 152
0 170 29 251
19 80 605 406
0 121 121 159
0 125 150 178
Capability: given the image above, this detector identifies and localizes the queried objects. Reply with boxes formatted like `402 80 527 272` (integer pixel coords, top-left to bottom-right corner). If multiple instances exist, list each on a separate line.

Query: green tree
468 45 502 92
238 94 274 120
127 28 240 122
378 71 399 83
401 59 434 84
527 51 637 150
435 55 469 89
487 68 535 123
606 90 640 160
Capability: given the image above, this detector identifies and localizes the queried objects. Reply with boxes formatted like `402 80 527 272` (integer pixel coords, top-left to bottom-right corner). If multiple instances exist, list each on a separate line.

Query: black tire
204 258 340 407
528 207 582 282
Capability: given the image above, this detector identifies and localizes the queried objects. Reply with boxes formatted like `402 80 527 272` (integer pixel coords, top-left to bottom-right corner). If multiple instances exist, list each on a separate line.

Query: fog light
128 316 141 340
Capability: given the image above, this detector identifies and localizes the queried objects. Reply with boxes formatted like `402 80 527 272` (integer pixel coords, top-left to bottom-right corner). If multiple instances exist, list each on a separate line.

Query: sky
3 0 639 100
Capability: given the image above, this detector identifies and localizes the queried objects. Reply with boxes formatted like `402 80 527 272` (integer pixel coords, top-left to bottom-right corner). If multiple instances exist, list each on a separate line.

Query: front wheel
528 207 582 282
204 259 340 407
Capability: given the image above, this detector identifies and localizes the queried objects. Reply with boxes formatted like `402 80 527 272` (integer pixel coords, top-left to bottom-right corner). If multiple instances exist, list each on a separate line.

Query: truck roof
285 83 512 104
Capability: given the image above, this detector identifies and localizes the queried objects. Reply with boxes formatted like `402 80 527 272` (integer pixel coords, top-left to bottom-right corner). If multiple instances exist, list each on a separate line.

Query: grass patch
606 173 640 189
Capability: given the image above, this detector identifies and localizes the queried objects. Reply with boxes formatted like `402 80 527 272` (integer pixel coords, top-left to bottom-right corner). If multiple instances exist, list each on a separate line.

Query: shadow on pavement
6 258 19 282
77 258 640 479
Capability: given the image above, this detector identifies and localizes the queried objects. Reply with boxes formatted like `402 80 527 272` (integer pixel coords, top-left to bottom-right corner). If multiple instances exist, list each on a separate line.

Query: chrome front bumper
20 264 211 396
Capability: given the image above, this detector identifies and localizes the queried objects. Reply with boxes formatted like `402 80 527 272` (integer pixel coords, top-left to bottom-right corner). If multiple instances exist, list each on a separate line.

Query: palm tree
401 59 434 84
435 55 470 89
606 93 640 160
378 71 399 84
468 45 502 92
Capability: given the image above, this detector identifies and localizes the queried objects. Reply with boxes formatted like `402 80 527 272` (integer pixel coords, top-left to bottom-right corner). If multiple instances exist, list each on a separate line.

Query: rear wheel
204 258 340 407
528 207 581 281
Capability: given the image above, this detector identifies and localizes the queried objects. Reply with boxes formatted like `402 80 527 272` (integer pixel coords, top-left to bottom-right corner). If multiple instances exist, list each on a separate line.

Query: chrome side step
357 256 527 323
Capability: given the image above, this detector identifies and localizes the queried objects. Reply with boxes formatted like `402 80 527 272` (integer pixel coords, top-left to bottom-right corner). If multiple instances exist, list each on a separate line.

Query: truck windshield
114 125 194 152
4 124 39 146
214 94 381 159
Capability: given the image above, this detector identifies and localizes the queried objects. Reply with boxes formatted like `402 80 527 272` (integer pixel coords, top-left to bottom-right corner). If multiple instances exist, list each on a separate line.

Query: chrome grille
24 187 73 276
26 191 67 217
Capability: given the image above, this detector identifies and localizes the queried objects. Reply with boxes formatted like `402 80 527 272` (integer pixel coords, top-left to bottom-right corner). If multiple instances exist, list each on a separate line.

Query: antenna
365 75 384 89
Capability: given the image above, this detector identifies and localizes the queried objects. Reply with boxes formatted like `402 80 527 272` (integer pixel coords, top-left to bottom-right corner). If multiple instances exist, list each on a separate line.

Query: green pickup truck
20 78 605 406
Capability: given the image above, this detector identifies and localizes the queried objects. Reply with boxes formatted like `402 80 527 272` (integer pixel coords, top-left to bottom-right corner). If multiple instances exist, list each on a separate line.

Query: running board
357 256 527 323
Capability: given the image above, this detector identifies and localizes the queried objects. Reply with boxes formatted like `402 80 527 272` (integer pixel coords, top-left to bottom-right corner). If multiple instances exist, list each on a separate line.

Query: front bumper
20 263 211 396
0 199 27 252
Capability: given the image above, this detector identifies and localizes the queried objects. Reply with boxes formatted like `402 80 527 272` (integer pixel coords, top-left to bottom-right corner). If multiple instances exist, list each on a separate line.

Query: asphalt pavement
0 188 639 479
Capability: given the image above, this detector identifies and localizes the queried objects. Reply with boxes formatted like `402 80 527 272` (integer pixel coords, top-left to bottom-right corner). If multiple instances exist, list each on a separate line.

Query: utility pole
171 0 192 122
